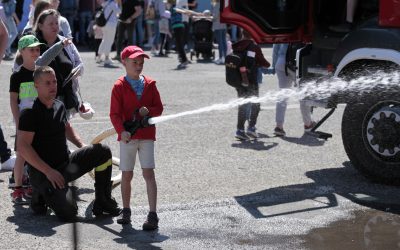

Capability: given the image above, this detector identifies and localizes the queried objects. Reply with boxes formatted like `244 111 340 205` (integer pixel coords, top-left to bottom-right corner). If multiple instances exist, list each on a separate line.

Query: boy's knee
142 169 155 181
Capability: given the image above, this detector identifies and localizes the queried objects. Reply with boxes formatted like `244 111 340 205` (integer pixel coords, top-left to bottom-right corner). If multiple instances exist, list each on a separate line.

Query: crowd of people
0 0 319 231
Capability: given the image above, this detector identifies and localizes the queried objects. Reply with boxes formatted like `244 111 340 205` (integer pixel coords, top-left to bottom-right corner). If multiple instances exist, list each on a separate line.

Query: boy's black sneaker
273 127 286 137
142 212 159 231
116 208 131 224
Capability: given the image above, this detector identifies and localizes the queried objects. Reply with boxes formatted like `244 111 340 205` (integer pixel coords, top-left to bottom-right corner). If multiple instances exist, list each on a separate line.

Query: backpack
95 1 113 27
225 42 257 88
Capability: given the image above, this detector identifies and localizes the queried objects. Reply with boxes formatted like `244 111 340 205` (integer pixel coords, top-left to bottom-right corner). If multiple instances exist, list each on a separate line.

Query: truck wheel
342 92 400 185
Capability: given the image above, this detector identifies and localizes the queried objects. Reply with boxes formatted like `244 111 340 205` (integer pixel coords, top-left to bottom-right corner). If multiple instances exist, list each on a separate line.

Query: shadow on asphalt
235 162 400 219
278 133 326 147
231 140 278 151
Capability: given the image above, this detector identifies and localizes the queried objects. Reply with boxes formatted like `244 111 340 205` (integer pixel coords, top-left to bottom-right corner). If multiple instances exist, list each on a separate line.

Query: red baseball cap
121 46 150 60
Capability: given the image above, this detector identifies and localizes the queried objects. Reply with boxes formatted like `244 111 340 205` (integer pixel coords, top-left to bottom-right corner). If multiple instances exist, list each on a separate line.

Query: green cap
18 35 45 50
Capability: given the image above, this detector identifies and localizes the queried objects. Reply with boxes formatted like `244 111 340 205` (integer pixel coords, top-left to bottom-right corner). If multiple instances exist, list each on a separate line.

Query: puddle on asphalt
302 210 400 250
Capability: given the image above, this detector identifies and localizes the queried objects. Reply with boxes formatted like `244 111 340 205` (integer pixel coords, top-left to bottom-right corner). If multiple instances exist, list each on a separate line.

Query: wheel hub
366 106 400 156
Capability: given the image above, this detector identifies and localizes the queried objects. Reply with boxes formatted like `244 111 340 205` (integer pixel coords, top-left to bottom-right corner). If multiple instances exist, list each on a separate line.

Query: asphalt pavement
1 47 400 250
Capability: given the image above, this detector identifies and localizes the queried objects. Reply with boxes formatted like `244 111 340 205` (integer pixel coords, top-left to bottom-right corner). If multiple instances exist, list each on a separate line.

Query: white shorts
119 140 155 171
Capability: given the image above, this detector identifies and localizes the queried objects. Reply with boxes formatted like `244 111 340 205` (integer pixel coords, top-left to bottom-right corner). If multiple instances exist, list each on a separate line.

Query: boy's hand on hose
121 131 131 143
139 107 149 116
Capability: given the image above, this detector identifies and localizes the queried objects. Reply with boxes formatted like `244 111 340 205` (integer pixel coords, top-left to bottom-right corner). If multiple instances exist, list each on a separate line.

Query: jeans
275 69 312 126
4 16 18 55
78 11 92 43
133 13 144 47
0 125 12 163
214 29 227 59
152 20 160 48
236 84 260 130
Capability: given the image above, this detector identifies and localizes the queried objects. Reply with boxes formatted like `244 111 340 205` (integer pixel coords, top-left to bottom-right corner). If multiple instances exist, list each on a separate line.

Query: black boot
92 166 121 217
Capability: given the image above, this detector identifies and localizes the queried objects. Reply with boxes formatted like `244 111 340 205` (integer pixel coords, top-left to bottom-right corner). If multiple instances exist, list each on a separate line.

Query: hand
121 131 131 143
139 107 149 116
62 38 73 47
45 168 65 189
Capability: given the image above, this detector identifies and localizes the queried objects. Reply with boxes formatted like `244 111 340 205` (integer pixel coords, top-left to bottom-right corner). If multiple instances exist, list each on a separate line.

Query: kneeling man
18 66 121 221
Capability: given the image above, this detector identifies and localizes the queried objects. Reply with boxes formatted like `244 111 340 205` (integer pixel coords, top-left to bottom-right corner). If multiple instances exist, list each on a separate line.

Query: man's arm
65 122 85 148
0 19 9 64
18 130 65 189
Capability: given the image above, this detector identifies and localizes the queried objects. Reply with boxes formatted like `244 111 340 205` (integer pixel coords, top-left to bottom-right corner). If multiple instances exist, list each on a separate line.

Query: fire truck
221 0 400 185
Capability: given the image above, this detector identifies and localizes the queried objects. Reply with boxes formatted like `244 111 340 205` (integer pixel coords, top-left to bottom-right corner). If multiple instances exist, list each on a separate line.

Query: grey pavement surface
1 47 400 249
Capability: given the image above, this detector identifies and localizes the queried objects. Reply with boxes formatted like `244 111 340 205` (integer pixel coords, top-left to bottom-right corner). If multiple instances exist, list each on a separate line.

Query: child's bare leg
121 171 133 208
13 153 25 187
142 168 157 212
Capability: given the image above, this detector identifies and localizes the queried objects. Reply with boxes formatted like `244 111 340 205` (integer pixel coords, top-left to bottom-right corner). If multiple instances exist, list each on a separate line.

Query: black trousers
29 144 112 221
0 124 11 163
173 26 188 63
236 84 260 130
115 20 136 56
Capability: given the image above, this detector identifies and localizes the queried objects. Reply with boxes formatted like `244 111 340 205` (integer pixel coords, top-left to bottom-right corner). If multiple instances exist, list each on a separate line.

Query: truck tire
342 91 400 185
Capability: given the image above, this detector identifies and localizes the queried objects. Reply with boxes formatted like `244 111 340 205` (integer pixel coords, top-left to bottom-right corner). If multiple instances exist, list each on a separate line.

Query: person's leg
237 87 247 131
120 171 133 209
115 22 125 58
0 124 12 164
99 25 117 63
152 20 160 51
275 69 293 128
300 100 314 127
231 25 237 42
159 33 166 54
220 29 227 59
5 17 18 55
248 84 260 129
67 144 121 216
126 21 136 46
346 0 358 23
174 27 188 63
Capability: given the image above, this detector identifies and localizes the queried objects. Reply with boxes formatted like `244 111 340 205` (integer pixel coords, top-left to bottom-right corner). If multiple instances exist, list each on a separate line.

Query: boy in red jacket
110 45 163 230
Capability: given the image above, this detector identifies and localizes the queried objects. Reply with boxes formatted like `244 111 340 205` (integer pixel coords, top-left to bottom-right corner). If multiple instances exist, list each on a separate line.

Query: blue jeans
152 20 160 48
0 125 11 163
214 29 227 59
4 16 17 55
79 11 92 43
133 13 144 47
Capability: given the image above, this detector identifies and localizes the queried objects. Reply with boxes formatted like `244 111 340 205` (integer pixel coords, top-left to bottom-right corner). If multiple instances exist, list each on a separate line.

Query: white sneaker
213 58 221 64
1 155 16 171
104 58 114 66
95 56 103 63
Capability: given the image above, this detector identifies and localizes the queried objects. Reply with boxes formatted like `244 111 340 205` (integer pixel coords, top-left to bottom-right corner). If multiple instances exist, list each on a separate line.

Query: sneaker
23 186 33 199
142 211 159 231
246 127 259 138
304 121 317 132
235 130 250 140
8 174 15 188
1 155 16 171
95 56 103 63
177 61 189 69
116 208 131 224
104 58 114 67
273 127 286 137
11 188 29 205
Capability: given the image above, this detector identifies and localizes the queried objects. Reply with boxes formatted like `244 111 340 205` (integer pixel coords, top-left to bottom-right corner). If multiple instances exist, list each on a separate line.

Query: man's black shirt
19 98 69 169
119 0 142 21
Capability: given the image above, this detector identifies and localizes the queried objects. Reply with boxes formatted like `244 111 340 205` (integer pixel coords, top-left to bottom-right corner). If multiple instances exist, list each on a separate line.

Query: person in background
96 0 120 66
1 0 19 60
50 0 72 38
169 0 188 69
0 19 17 171
232 30 270 140
58 0 77 37
78 0 95 46
110 45 163 229
113 0 143 61
269 43 315 137
9 35 44 204
211 0 226 65
330 0 358 33
21 0 51 36
158 9 170 56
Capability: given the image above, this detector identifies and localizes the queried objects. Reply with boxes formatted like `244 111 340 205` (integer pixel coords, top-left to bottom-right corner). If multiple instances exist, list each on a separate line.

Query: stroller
190 18 215 61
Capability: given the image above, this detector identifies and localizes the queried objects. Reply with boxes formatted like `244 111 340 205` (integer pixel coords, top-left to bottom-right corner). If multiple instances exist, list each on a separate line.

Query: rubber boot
92 166 121 217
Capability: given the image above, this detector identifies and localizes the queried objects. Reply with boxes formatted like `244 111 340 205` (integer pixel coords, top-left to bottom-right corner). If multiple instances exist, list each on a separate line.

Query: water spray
148 71 400 125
